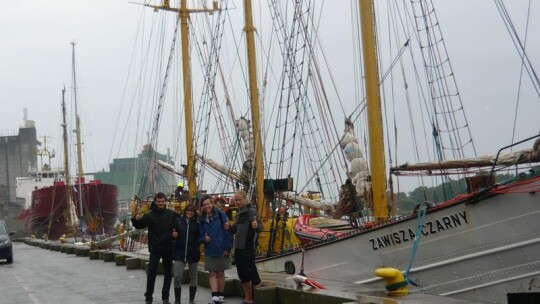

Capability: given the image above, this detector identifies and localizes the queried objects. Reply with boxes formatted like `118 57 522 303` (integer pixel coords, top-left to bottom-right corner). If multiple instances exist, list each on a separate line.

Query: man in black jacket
132 192 179 304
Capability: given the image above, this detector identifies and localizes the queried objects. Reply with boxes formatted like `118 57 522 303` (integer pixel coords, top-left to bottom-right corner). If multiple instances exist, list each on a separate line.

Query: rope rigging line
188 1 282 194
267 0 345 198
138 16 180 197
371 0 478 199
494 0 540 100
109 11 168 198
191 9 231 191
412 0 476 162
493 0 539 148
203 12 243 169
380 1 432 195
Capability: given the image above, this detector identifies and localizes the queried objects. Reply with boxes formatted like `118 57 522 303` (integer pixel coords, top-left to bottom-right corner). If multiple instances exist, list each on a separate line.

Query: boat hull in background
25 181 119 240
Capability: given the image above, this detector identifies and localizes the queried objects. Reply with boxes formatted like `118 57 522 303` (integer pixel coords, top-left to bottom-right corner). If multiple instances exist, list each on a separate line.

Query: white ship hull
256 174 540 303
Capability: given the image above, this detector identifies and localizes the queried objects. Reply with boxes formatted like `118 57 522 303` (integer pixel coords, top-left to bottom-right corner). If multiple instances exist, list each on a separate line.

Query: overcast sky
1 0 539 186
0 1 141 171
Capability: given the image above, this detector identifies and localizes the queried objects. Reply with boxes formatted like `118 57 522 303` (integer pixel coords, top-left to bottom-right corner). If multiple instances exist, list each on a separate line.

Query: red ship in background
26 177 119 240
17 122 120 240
18 43 119 240
17 93 120 240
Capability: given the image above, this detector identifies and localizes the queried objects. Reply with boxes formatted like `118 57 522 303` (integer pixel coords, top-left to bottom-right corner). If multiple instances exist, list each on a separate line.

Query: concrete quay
22 238 488 304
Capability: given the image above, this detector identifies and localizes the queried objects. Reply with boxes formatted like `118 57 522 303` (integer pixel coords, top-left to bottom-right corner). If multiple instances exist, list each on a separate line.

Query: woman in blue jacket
199 196 233 304
172 203 200 304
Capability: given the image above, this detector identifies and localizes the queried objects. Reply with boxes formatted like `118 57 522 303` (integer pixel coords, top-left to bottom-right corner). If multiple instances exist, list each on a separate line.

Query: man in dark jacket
132 192 179 304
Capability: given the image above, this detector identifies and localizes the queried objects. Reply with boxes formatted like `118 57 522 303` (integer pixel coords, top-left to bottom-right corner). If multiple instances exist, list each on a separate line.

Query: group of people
131 190 262 304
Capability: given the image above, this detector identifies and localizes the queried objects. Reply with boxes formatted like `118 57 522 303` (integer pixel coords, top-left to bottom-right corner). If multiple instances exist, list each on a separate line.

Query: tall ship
19 44 119 240
18 94 120 240
123 1 540 303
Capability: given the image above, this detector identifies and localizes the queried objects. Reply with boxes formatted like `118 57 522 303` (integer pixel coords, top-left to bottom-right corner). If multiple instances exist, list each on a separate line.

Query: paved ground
0 242 243 304
2 240 493 304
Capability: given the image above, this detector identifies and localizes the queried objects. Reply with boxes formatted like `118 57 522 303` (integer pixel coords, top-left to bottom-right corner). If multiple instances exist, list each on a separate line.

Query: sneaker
209 296 221 304
218 295 225 303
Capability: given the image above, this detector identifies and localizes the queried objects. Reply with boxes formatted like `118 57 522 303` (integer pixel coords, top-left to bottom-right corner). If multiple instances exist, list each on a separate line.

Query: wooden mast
71 42 84 217
359 0 388 221
243 0 267 220
179 0 196 198
146 0 219 199
60 86 75 233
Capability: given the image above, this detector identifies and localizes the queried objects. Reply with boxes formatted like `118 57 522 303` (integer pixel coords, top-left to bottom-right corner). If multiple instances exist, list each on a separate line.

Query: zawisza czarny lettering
369 211 468 250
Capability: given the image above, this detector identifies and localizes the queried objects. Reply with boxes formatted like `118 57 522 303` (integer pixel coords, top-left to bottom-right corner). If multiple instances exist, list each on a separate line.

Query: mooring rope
403 203 428 286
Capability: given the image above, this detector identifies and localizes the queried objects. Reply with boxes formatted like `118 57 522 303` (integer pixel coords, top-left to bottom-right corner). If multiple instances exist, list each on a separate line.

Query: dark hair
151 192 167 209
183 203 198 218
155 192 167 200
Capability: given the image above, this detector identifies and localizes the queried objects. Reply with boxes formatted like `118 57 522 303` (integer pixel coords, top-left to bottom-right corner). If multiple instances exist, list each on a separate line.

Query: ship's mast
359 0 388 221
243 0 266 219
145 0 219 198
71 42 85 217
179 0 196 198
61 86 75 231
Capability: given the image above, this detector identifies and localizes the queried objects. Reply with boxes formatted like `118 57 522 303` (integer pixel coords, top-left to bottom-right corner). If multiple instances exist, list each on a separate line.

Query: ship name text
369 211 468 250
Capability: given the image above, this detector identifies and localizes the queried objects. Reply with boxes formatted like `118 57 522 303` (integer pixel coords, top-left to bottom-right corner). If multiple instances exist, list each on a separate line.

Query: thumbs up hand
172 229 178 238
251 216 258 229
205 233 211 243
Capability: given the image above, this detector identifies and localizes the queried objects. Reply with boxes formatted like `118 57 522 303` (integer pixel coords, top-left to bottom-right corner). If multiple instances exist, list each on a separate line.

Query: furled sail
277 191 336 212
392 140 540 174
196 154 243 182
